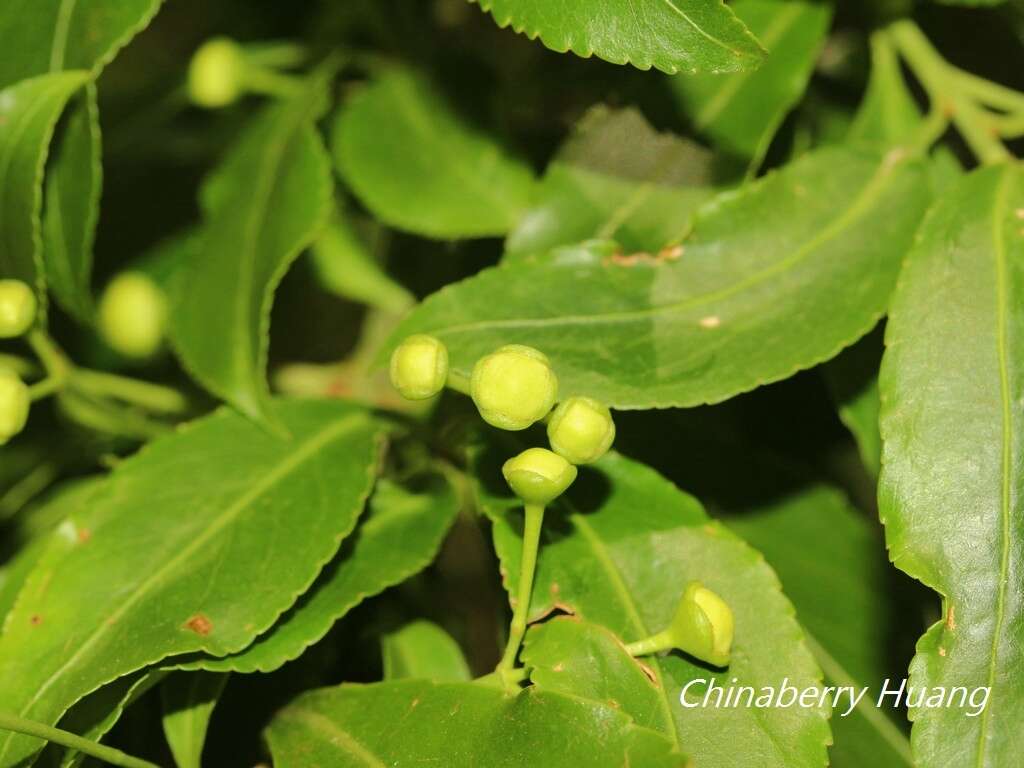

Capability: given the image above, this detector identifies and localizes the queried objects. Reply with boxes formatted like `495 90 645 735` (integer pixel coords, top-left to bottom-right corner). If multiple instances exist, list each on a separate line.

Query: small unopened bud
188 38 246 108
502 447 577 506
0 280 37 338
668 582 734 667
389 334 449 400
0 369 30 444
547 396 615 464
471 345 557 431
97 272 168 359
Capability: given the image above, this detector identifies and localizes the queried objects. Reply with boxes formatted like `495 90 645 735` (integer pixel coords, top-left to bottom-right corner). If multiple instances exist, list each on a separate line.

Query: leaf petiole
0 713 161 768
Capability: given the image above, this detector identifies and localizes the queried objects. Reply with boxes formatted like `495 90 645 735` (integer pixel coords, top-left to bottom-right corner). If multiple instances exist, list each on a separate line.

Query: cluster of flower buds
389 335 618 503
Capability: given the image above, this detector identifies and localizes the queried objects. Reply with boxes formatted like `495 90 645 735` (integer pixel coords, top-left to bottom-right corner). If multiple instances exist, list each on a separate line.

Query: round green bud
0 369 30 445
0 280 37 338
97 272 168 359
547 396 615 464
471 345 557 431
668 581 734 667
502 447 577 506
188 37 246 108
389 334 449 400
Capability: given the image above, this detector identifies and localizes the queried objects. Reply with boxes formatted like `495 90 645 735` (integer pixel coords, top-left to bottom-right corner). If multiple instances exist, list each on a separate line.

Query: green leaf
382 620 472 682
670 0 832 165
0 479 103 628
310 214 414 312
475 449 830 767
0 0 165 321
469 0 765 74
879 163 1024 766
389 146 930 409
0 0 164 87
186 473 457 673
264 679 686 767
524 618 676 734
41 85 102 322
0 71 88 305
505 107 722 263
160 672 228 768
823 332 883 478
49 672 163 768
331 67 535 239
0 399 384 768
171 69 334 427
848 34 921 147
727 487 913 767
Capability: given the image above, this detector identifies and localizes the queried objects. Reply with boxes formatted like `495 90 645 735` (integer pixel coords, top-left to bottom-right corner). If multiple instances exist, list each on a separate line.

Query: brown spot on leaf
938 647 946 657
699 315 721 329
604 245 684 268
184 614 213 636
552 663 564 672
946 605 956 631
29 615 42 626
77 528 91 543
550 582 560 596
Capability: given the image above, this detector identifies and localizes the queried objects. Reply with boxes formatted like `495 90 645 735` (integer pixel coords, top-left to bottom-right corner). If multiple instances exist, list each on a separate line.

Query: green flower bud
667 582 734 667
0 369 30 445
389 334 449 400
471 345 557 431
188 38 246 108
0 280 37 338
502 447 577 506
547 396 615 464
97 272 168 359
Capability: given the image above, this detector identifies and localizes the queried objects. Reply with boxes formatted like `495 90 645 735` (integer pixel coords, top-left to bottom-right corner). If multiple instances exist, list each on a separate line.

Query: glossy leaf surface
0 72 88 302
191 474 458 673
390 146 929 409
469 0 765 74
332 68 535 239
171 69 334 426
505 107 720 262
670 0 831 164
879 163 1024 767
0 399 383 768
265 679 686 767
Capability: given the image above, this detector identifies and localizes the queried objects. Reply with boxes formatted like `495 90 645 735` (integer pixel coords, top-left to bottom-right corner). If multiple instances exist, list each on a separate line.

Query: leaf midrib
691 4 804 130
0 413 367 761
281 706 386 768
429 152 905 340
566 508 679 747
658 0 753 59
973 164 1016 768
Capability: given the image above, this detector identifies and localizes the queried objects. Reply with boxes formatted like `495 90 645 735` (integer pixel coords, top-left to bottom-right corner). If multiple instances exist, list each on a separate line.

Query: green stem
243 41 308 69
72 369 188 414
243 66 303 98
27 330 71 383
0 353 37 378
624 629 674 658
497 503 545 675
0 713 161 768
954 69 1024 115
888 21 1010 165
446 370 471 396
27 377 61 401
